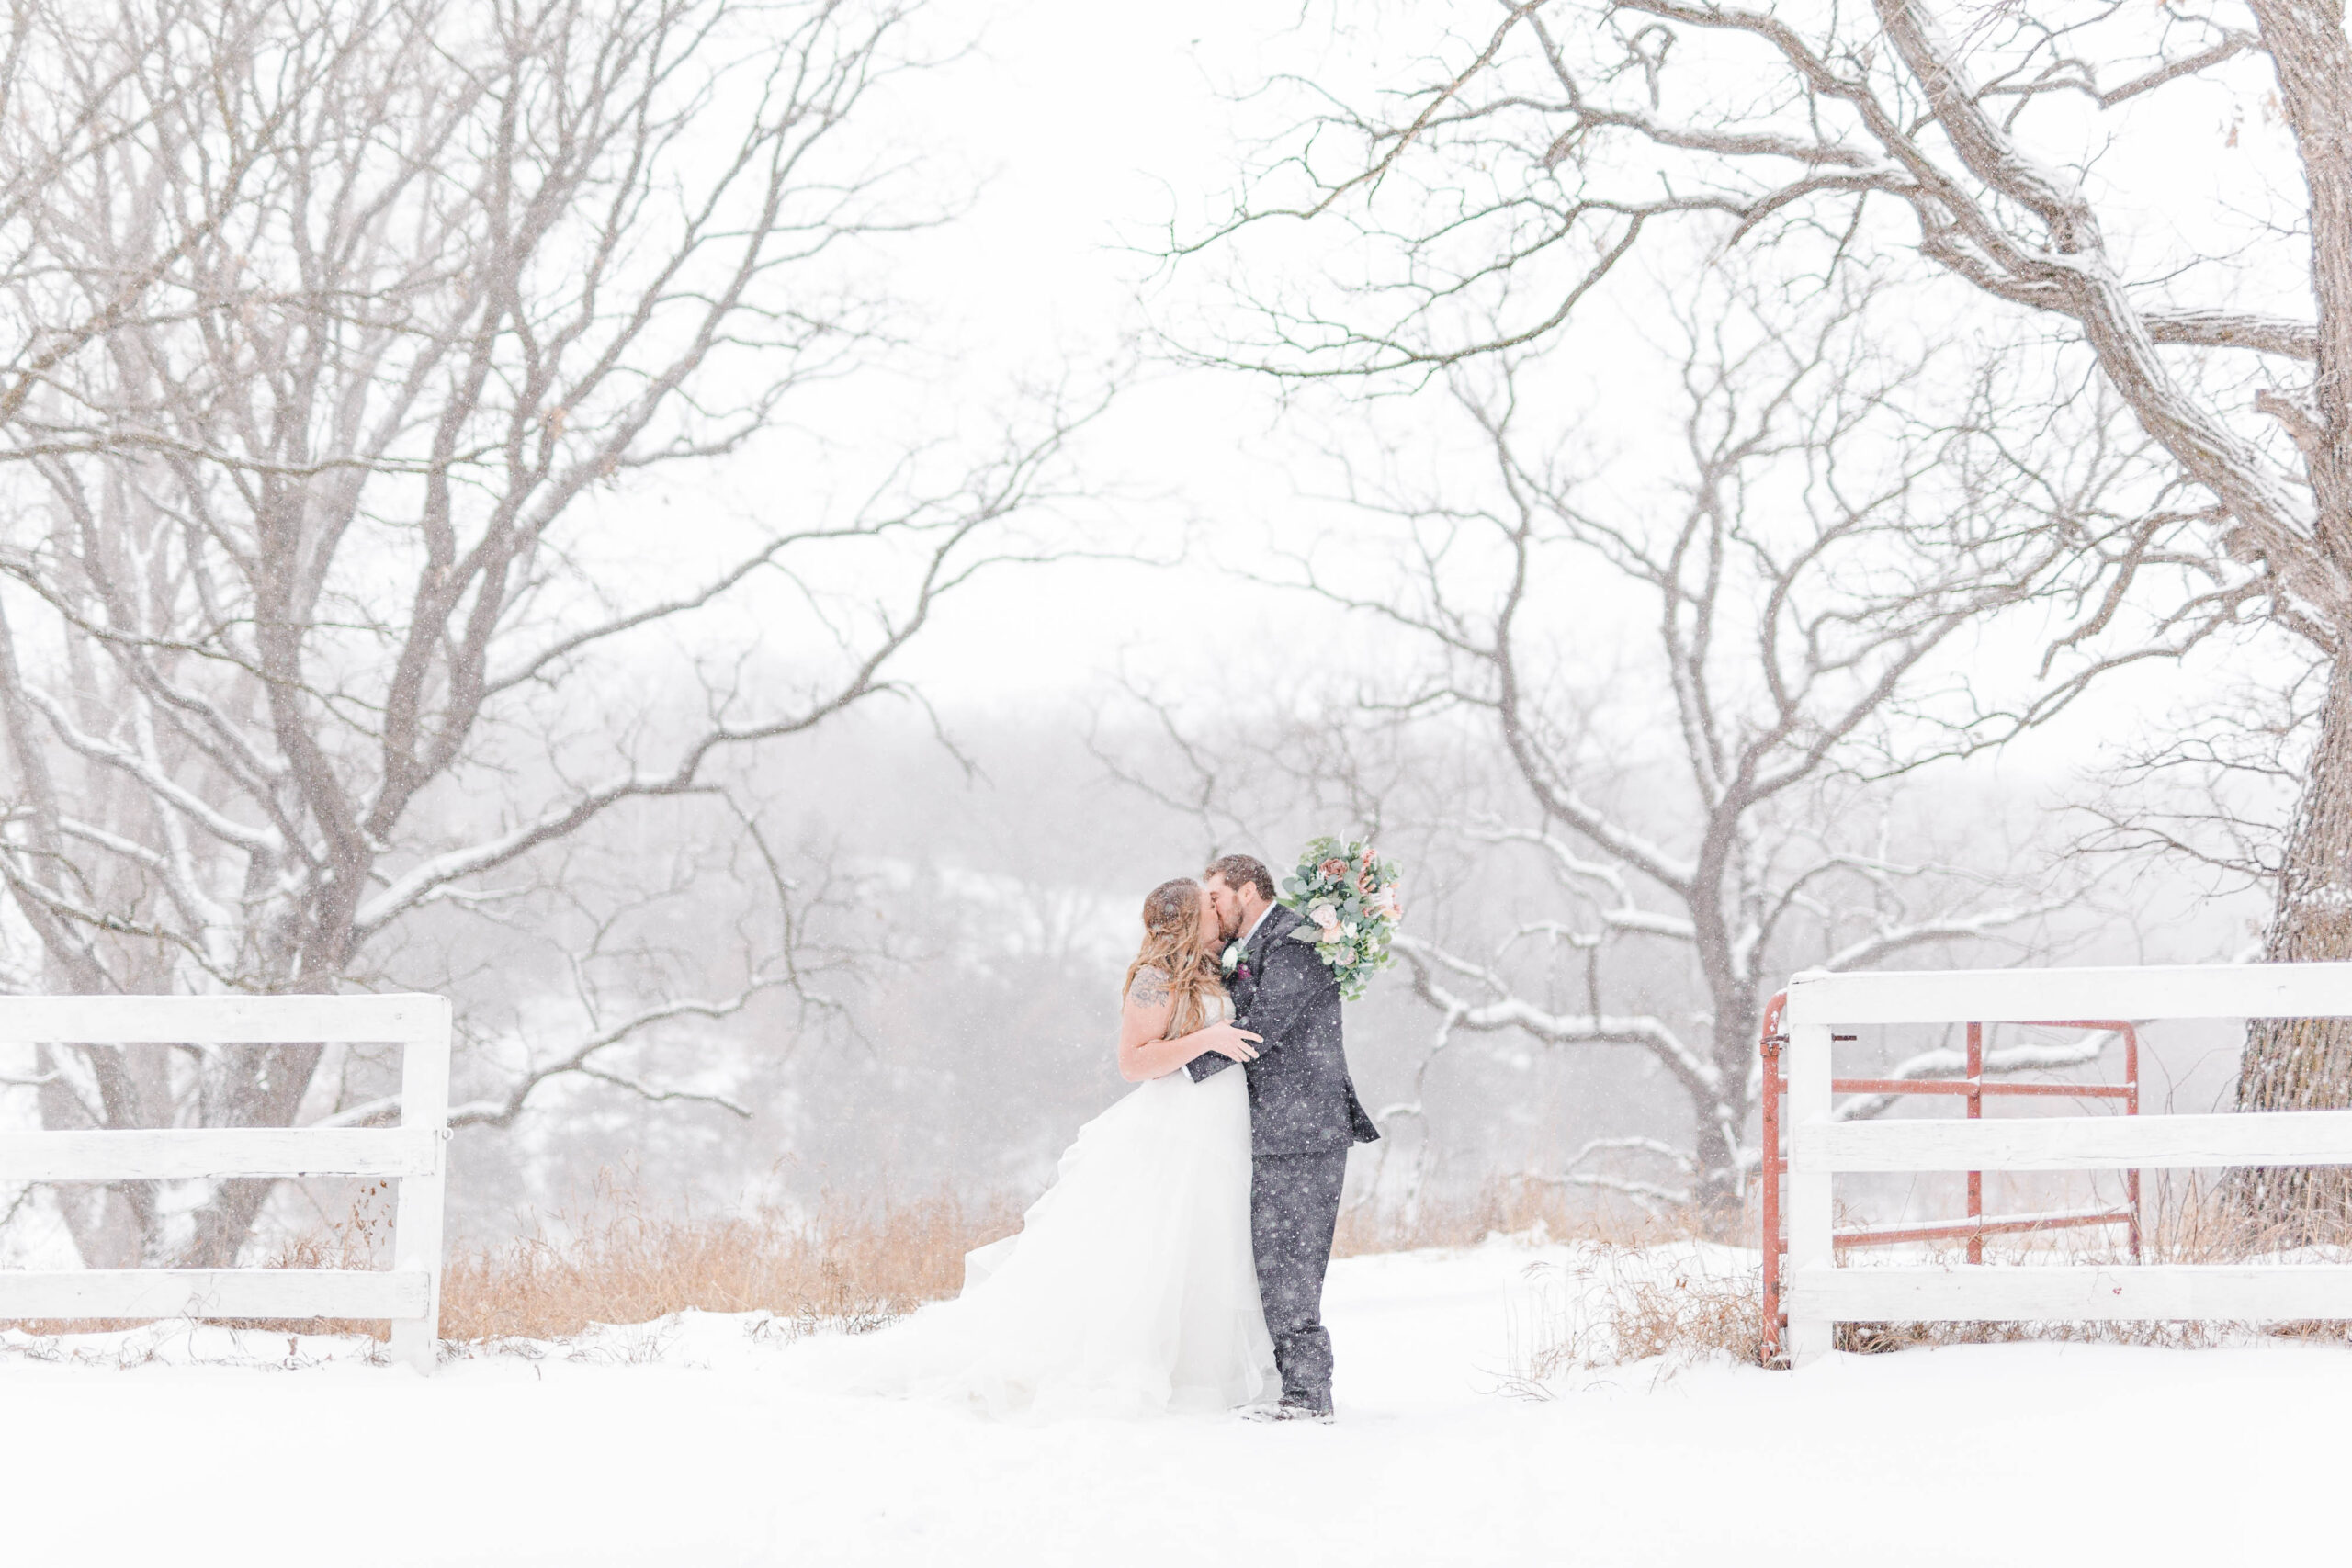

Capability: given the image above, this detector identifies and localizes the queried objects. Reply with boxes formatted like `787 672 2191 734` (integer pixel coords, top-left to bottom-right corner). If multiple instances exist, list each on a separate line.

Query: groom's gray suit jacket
1187 904 1380 1156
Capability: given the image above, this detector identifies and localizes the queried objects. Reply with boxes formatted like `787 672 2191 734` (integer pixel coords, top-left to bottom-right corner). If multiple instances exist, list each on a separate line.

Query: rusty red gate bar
1967 1021 1984 1264
1757 996 2144 1363
1758 992 1784 1357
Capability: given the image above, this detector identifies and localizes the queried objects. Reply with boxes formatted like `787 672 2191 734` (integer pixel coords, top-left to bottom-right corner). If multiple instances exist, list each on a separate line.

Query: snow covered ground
5 1237 2347 1566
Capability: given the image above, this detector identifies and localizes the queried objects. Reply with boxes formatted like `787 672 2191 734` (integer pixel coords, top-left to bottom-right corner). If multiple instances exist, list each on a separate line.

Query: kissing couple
807 853 1380 1422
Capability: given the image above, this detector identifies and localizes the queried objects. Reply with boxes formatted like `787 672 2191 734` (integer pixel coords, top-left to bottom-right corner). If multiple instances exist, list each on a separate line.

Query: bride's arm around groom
1118 977 1261 1082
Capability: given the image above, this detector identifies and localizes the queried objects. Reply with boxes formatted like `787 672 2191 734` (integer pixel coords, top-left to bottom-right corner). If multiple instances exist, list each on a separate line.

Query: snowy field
5 1237 2347 1567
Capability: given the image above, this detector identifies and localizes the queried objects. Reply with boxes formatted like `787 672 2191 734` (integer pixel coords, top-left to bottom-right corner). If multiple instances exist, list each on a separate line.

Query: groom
1189 852 1381 1423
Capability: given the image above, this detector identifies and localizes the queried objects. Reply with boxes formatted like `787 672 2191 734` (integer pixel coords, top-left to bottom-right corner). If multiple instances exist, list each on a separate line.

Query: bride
797 876 1276 1418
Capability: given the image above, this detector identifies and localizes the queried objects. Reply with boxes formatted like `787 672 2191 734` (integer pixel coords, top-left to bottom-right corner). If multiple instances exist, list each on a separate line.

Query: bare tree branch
0 0 1089 1268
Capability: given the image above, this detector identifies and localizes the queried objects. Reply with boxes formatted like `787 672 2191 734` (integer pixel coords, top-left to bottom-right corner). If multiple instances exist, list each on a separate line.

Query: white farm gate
1781 963 2352 1363
0 994 452 1371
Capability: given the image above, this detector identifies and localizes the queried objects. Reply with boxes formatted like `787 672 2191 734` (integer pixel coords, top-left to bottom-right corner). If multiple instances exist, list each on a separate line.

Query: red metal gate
1756 991 2143 1361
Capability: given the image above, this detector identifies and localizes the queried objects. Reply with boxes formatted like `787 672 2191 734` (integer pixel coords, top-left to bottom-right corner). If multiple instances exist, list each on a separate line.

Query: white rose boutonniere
1220 941 1245 976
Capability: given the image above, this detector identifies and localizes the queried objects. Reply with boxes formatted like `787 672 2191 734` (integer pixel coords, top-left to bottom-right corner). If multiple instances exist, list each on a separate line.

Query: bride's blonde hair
1124 876 1226 1038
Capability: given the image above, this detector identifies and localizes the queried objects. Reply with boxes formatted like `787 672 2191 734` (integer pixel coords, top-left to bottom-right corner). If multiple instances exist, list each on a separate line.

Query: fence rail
1784 961 2352 1025
0 993 451 1371
0 1269 431 1320
0 1128 441 1182
0 993 447 1043
1793 1107 2352 1172
1781 963 2352 1363
1796 1264 2352 1322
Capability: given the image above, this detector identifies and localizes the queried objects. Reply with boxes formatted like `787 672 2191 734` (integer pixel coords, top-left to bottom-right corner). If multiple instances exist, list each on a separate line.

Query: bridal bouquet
1278 836 1404 1002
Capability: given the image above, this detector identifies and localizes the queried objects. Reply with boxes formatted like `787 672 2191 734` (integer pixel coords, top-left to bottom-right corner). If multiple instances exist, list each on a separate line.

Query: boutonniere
1220 941 1245 976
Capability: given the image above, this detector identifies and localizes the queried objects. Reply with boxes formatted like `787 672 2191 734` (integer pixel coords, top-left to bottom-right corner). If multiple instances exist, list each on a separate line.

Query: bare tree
1184 0 2352 1223
1206 281 2179 1225
0 0 1091 1268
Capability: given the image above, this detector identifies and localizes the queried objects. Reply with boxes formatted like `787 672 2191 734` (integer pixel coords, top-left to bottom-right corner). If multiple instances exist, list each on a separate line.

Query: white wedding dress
795 986 1277 1419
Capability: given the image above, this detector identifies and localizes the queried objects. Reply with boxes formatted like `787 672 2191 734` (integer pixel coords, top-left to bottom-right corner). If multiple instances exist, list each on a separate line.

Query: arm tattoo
1129 966 1171 1008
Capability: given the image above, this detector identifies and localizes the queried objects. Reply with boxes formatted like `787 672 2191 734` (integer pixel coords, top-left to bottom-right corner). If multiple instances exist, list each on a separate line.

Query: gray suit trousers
1251 1146 1351 1411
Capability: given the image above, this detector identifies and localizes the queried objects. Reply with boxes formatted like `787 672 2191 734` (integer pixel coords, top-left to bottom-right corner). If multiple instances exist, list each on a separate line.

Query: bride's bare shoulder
1126 965 1171 1008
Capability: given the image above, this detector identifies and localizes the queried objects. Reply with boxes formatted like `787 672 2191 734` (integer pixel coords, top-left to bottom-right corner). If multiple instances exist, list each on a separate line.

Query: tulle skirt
795 1066 1276 1419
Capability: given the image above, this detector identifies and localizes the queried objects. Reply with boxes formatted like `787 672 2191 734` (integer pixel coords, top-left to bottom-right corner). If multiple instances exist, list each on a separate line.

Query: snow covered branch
1816 903 2067 974
1514 1168 1693 1213
1394 934 1722 1096
317 986 783 1134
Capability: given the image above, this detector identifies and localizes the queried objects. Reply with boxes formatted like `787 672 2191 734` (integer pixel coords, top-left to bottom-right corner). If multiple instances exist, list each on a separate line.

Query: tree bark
2230 2 2352 1237
1690 1083 1746 1232
2235 653 2352 1235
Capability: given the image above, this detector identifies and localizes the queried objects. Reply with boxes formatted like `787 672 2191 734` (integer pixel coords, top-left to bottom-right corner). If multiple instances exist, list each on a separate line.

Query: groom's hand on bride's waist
1203 1022 1262 1063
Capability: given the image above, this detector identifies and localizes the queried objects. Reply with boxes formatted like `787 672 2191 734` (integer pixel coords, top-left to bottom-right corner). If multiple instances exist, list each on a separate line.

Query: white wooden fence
0 994 452 1371
1782 963 2352 1362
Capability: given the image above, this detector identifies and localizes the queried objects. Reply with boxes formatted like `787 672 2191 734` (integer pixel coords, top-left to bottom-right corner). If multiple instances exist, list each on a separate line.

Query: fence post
1784 979 1835 1362
389 995 452 1372
1758 992 1787 1363
1965 1021 1984 1265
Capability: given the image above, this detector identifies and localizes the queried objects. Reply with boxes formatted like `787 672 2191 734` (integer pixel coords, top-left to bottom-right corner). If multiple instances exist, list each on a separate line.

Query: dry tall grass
2 1177 1020 1345
438 1180 1020 1343
1507 1245 1765 1390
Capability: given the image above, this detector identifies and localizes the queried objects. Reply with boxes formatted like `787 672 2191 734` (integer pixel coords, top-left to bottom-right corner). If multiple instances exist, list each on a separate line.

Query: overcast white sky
650 0 2310 778
786 0 1378 709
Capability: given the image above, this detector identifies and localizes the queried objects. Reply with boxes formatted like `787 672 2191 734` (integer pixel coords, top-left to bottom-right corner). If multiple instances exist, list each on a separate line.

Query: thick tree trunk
2232 2 2352 1239
1690 1109 1744 1237
179 1178 289 1270
2233 653 2352 1237
1691 1014 1755 1238
173 1039 330 1267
